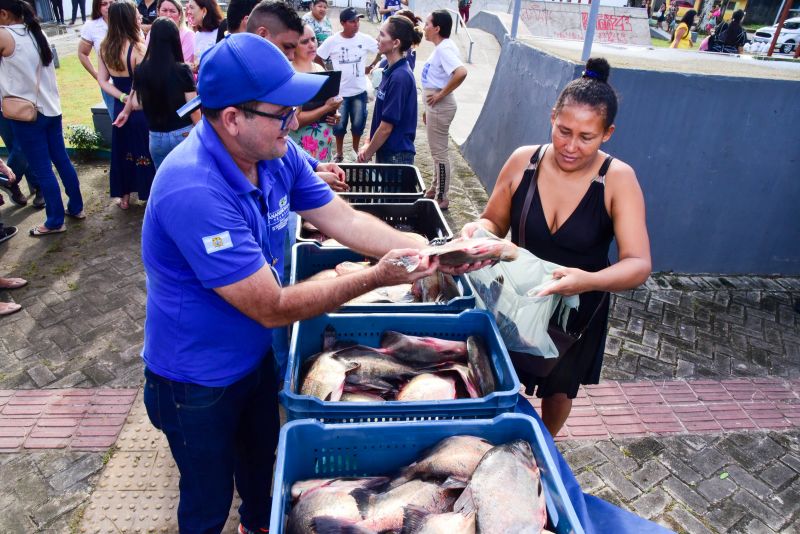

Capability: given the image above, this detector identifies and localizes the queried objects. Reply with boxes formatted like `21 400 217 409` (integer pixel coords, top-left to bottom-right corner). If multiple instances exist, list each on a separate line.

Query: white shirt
316 32 378 97
194 30 217 63
0 25 61 117
421 38 462 90
79 17 108 54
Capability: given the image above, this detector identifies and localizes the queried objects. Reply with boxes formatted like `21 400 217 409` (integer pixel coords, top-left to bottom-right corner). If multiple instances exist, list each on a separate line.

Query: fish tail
400 505 430 534
312 516 376 534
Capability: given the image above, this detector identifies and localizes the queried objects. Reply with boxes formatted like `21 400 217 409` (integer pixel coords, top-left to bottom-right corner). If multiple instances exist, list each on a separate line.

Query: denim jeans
143 355 279 534
333 91 368 137
10 114 83 229
0 112 38 191
376 151 415 164
149 125 193 169
101 88 118 123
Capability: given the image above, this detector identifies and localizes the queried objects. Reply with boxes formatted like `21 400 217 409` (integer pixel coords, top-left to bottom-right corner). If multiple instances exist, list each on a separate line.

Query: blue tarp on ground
515 397 675 534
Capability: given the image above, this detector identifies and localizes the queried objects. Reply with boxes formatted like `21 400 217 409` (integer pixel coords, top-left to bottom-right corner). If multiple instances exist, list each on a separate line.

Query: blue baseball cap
178 33 326 117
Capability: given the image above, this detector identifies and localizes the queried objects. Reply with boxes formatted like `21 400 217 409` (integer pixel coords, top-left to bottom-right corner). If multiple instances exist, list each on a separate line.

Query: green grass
650 37 671 48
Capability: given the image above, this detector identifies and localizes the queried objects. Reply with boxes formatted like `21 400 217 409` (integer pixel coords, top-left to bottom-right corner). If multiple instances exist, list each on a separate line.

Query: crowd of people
0 1 653 532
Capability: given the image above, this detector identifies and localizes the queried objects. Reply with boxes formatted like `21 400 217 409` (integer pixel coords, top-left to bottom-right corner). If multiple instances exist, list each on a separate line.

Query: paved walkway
0 12 798 534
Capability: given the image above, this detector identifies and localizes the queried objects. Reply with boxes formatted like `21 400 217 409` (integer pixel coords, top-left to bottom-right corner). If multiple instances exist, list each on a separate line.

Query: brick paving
0 14 798 534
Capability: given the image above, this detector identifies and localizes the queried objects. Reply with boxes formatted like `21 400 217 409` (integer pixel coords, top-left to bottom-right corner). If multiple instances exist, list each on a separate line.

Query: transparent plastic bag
466 230 579 358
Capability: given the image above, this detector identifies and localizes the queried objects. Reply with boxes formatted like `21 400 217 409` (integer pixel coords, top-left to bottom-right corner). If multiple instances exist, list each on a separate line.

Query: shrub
66 125 102 161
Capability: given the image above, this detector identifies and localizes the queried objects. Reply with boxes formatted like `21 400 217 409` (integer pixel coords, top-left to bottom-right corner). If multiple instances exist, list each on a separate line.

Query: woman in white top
78 0 116 119
0 0 85 235
145 0 194 63
420 9 467 210
186 0 221 70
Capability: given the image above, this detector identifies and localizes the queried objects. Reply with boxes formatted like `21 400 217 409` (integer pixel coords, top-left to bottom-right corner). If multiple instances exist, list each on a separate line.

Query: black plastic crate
297 199 452 244
338 163 425 203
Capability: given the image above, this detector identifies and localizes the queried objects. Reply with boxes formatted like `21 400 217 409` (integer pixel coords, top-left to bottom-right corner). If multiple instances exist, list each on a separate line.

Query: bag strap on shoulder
518 144 547 249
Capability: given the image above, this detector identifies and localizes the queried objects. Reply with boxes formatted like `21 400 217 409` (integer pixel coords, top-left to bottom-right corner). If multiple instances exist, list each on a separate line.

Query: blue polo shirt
382 0 401 20
370 57 417 156
141 118 334 387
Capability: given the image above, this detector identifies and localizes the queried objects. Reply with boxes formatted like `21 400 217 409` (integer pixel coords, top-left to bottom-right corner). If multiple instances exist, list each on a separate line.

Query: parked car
753 17 800 54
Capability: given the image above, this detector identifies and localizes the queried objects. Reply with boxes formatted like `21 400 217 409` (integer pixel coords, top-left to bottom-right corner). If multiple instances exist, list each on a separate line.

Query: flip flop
116 199 129 210
66 211 86 220
30 225 66 236
0 302 21 317
0 277 28 290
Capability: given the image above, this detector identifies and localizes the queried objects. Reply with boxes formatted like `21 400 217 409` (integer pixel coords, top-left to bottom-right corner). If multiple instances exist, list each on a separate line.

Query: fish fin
452 485 475 515
441 476 469 490
349 488 375 517
400 505 430 534
312 516 375 534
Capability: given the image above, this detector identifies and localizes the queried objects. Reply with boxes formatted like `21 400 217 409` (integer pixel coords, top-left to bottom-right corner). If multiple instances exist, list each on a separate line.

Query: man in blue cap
140 33 462 533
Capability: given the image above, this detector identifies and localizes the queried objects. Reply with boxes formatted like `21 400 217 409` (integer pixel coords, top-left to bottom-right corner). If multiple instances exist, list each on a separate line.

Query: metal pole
767 0 793 57
511 0 522 39
774 0 787 25
581 0 602 62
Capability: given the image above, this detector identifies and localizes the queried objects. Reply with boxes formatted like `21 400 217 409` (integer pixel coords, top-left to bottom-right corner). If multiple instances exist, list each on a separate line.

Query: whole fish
397 374 456 401
434 364 480 399
341 391 386 402
300 352 359 402
337 350 422 383
344 373 396 394
291 477 390 502
411 273 441 303
400 435 493 483
287 486 363 534
420 237 518 266
453 440 547 534
339 479 460 533
348 284 415 304
401 506 476 534
467 336 496 397
381 331 467 365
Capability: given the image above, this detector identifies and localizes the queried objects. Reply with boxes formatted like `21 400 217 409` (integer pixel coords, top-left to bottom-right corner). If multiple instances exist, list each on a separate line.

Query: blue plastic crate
338 163 425 203
280 310 520 422
296 199 452 244
269 413 584 534
290 243 475 313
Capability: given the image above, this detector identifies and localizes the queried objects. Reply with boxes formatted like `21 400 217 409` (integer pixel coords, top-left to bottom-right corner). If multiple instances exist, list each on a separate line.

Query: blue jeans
143 356 279 534
149 125 193 169
101 88 118 122
376 150 415 164
333 91 368 137
0 112 38 191
10 114 83 229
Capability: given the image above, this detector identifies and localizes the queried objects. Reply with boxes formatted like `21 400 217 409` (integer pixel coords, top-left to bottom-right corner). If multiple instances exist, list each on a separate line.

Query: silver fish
290 477 389 503
434 364 480 399
336 348 423 383
348 284 415 304
453 440 547 534
340 391 386 402
287 486 363 534
356 479 462 533
381 331 468 365
400 435 493 483
401 506 476 534
397 374 456 401
300 352 359 401
467 336 496 397
420 237 518 266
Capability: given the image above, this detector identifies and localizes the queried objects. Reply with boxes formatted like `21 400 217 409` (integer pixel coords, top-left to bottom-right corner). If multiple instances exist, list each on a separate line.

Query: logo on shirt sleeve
202 231 234 254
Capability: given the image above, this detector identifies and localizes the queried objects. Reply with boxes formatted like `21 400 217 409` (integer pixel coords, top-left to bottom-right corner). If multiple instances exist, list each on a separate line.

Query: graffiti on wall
519 1 650 46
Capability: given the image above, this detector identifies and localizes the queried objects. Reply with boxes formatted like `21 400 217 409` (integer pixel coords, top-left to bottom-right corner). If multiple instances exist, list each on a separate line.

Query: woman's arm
462 145 538 239
296 96 342 128
97 58 126 99
113 90 139 127
77 40 98 79
538 162 651 297
670 25 687 48
426 65 467 106
357 120 393 162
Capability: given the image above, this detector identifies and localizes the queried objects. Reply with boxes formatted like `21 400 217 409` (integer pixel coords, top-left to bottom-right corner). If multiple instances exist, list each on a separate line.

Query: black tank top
510 145 614 273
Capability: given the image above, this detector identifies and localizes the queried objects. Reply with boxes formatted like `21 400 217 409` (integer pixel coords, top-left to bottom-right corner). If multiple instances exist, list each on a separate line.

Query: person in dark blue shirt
358 15 421 165
380 0 403 21
140 34 463 534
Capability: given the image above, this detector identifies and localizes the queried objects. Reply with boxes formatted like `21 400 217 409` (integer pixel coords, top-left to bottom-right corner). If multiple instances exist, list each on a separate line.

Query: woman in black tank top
462 58 652 436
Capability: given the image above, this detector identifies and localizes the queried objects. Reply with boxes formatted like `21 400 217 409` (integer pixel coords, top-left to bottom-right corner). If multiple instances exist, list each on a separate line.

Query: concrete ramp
650 26 671 41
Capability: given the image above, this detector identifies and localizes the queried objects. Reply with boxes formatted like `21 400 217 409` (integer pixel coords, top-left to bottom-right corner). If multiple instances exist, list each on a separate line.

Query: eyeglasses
236 106 297 130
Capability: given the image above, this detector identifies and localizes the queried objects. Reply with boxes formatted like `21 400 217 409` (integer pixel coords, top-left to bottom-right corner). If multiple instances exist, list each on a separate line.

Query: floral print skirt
289 121 334 163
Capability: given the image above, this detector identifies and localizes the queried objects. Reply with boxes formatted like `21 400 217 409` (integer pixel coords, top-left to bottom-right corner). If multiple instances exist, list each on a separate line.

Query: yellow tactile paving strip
79 390 241 533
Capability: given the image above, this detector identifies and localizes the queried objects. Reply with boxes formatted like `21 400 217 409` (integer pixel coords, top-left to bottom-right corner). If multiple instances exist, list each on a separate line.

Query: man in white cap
140 33 480 534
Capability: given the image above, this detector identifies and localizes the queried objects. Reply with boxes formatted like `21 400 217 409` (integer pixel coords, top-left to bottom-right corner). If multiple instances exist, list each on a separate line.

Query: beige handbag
1 47 42 122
